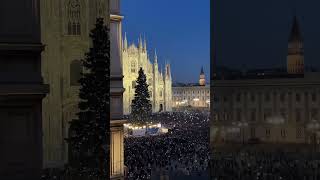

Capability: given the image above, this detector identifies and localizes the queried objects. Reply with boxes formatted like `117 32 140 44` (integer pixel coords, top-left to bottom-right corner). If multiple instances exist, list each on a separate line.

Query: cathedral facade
40 0 110 168
122 34 172 114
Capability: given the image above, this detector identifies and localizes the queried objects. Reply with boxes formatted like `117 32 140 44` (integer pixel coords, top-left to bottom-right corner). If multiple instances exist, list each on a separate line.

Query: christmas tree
131 67 152 122
66 18 110 179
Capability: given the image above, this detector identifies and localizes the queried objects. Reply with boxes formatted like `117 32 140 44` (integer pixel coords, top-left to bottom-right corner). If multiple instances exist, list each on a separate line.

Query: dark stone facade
0 0 48 179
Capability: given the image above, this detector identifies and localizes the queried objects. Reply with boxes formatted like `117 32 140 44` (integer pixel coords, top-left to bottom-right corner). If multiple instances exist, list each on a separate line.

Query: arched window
70 60 83 86
96 0 105 18
131 61 136 73
131 81 136 88
67 0 81 35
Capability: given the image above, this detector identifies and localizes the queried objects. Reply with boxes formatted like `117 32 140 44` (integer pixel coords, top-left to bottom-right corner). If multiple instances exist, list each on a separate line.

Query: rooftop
172 82 210 87
213 66 319 80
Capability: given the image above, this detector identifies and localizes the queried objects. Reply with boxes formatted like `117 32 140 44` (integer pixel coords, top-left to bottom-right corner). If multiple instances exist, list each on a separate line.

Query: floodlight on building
157 123 161 128
193 98 199 101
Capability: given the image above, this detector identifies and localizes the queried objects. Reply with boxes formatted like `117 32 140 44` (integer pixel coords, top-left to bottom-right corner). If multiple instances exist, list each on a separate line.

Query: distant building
122 34 172 114
211 14 320 148
172 68 210 109
212 73 320 145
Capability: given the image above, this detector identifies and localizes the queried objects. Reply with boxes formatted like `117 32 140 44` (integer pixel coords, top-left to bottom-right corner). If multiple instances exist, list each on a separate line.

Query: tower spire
289 4 302 42
287 5 304 75
199 66 206 86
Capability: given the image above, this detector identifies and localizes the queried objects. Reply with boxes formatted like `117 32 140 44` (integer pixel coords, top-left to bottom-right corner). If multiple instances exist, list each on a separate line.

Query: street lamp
306 119 320 153
237 121 248 144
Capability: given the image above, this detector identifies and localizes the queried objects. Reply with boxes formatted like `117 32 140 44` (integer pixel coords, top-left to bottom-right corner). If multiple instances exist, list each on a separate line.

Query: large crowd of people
124 111 210 180
210 150 320 180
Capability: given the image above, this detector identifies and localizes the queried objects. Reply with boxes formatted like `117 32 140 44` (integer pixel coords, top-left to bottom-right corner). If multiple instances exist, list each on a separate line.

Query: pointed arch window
67 0 81 35
96 0 105 18
131 61 136 73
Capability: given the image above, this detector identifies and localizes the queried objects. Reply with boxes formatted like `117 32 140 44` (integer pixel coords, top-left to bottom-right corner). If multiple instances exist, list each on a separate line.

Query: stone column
0 0 49 179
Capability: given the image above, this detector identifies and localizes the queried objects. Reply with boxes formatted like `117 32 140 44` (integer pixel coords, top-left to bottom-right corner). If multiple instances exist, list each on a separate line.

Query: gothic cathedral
41 0 109 168
122 34 173 114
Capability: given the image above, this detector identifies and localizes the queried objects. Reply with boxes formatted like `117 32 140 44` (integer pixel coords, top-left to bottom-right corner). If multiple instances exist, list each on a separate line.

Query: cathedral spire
144 34 147 51
168 63 172 79
124 32 128 50
154 49 158 64
165 62 171 78
138 34 143 49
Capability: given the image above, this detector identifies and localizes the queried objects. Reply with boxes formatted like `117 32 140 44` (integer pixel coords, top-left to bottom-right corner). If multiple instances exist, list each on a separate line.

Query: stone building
40 0 110 168
211 15 320 148
122 35 172 114
0 0 49 179
172 68 210 109
110 0 126 179
211 74 320 146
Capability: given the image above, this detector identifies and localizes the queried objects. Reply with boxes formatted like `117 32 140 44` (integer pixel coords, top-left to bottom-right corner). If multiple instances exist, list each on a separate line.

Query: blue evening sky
121 0 210 84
